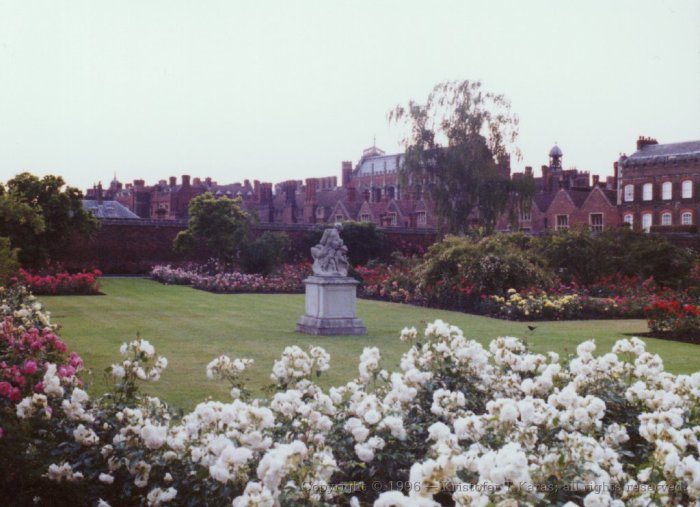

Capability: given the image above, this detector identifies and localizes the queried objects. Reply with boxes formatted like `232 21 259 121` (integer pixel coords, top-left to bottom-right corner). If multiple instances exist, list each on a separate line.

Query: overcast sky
0 0 698 191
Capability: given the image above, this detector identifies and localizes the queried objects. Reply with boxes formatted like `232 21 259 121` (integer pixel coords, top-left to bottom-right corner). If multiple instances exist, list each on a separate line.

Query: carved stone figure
311 226 349 277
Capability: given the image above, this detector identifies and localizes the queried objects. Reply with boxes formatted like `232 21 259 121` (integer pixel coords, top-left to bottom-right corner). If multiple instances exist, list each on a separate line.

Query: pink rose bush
6 286 700 505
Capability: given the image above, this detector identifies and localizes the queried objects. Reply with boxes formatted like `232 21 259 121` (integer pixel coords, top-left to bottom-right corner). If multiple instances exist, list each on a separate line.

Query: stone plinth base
296 276 367 336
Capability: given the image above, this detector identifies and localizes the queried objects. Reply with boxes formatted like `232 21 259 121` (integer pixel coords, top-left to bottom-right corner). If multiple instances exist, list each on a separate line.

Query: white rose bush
3 286 700 505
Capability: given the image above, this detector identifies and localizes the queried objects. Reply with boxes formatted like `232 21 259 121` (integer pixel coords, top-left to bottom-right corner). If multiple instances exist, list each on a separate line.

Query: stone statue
311 226 349 277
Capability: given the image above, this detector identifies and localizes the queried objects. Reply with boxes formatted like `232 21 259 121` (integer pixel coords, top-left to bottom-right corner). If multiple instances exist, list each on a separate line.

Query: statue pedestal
296 276 367 336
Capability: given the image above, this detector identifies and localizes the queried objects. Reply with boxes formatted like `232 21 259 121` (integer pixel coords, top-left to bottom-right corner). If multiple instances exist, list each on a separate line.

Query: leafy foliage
0 237 20 286
389 80 528 233
416 234 554 310
239 232 291 275
0 173 98 268
536 227 695 287
173 192 249 262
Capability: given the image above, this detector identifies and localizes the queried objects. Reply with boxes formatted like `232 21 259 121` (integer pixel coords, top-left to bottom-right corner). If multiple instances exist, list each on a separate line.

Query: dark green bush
416 234 555 310
536 227 695 287
0 236 19 286
239 232 291 275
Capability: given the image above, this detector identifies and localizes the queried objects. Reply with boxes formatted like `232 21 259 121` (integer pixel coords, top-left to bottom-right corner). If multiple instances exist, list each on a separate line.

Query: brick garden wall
58 220 437 274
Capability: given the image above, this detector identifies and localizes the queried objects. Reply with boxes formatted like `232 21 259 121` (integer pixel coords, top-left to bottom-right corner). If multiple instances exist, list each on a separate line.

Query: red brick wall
56 220 437 274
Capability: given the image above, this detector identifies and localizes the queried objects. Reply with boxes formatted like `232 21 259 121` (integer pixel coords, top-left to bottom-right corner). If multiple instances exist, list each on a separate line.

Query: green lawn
42 278 700 411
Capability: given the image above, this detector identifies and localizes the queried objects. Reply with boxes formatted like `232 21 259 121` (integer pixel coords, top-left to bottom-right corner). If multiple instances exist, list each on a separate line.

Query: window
556 214 569 230
589 213 603 232
662 182 672 200
642 213 652 233
360 213 371 222
388 212 398 226
520 209 532 221
335 214 344 223
642 183 653 201
661 212 672 226
682 180 693 199
624 184 634 202
316 207 325 218
416 211 427 225
682 212 693 225
623 214 634 227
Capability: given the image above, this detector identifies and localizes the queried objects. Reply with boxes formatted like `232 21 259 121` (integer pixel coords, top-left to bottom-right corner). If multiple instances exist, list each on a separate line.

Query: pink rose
23 360 38 375
0 382 11 397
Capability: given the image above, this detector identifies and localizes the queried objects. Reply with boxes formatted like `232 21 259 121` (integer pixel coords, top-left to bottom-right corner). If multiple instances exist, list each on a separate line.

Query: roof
549 144 563 157
82 200 140 219
356 152 404 177
566 189 591 207
622 140 700 167
533 192 556 212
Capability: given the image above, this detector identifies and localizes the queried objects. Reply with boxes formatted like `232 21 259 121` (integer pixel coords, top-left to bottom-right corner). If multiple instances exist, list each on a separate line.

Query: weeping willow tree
389 80 531 234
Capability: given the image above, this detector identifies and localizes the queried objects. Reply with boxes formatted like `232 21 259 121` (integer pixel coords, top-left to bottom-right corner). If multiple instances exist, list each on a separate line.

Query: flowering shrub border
151 264 310 294
644 299 700 343
18 268 102 295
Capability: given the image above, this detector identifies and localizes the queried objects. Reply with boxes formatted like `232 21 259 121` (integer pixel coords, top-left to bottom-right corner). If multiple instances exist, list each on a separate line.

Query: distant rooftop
82 200 140 219
622 140 700 167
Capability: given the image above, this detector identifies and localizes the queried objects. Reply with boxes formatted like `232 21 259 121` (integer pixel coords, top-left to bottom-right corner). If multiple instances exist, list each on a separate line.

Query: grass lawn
42 278 700 411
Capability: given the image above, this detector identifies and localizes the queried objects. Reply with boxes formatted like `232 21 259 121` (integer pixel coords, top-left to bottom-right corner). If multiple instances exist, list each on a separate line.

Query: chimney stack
169 176 176 187
592 175 600 187
347 186 357 202
636 136 658 151
182 175 191 188
341 161 353 188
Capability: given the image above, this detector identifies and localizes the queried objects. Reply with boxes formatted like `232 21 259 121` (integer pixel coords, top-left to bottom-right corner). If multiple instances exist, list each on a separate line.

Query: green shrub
537 227 695 287
0 236 19 286
416 234 555 310
239 232 291 275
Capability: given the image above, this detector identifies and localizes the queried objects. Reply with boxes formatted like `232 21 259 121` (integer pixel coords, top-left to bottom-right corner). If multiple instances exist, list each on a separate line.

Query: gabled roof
622 140 700 167
567 189 591 208
533 192 556 212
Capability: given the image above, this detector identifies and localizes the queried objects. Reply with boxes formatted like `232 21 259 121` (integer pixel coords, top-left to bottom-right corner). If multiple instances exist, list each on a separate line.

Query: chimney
205 177 212 186
193 177 201 185
636 136 658 151
182 175 191 188
613 161 619 189
169 176 176 187
134 179 145 188
362 189 370 202
97 182 103 203
331 176 337 188
342 161 353 188
525 166 533 176
254 180 261 200
347 186 357 202
542 165 550 191
592 175 600 187
244 179 250 188
305 178 318 202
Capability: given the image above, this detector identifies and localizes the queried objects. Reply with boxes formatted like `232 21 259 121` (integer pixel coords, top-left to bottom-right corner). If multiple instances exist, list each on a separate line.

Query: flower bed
645 299 700 342
18 268 102 295
355 261 423 305
151 263 311 294
4 286 700 505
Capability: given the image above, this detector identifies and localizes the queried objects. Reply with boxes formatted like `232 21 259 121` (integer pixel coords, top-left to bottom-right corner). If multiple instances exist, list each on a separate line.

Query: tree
0 173 98 267
389 80 527 234
174 192 249 262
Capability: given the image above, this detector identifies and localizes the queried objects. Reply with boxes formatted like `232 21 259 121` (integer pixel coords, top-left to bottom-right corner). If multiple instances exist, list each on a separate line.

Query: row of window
623 180 693 202
358 211 427 225
555 213 605 232
623 211 693 231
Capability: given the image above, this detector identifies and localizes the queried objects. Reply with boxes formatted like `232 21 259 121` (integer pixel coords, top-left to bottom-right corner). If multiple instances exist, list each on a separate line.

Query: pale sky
0 0 698 191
